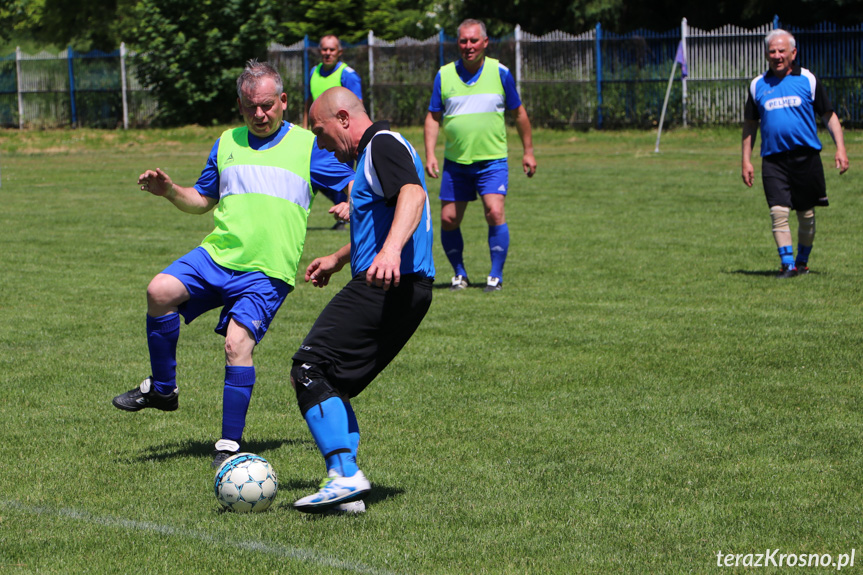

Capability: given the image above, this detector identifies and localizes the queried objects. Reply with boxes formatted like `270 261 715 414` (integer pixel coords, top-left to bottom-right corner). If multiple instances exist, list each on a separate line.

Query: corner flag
655 40 688 153
674 41 688 78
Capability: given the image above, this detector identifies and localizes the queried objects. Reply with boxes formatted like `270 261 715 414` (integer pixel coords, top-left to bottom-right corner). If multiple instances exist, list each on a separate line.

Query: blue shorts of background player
439 158 510 291
439 158 509 202
162 247 291 342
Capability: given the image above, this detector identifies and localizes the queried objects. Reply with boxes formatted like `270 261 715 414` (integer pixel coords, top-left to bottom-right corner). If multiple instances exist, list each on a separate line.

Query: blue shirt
428 59 522 114
745 65 832 157
349 122 435 279
194 122 354 199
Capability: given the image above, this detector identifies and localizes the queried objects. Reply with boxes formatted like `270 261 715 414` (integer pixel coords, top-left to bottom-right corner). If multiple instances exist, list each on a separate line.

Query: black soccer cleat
776 264 798 279
483 276 503 292
112 377 178 412
211 450 239 470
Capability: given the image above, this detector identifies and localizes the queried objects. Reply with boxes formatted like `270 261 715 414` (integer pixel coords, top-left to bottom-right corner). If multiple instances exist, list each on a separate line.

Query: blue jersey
349 122 435 279
193 122 354 199
745 65 833 157
428 59 522 114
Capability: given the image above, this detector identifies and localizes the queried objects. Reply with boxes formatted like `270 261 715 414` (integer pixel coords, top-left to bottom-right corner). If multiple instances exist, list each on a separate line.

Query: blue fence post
67 46 77 127
439 29 445 68
595 23 603 129
773 14 780 29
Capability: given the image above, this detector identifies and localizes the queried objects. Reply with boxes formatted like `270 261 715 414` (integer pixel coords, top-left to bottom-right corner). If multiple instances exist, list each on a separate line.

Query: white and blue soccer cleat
294 469 371 514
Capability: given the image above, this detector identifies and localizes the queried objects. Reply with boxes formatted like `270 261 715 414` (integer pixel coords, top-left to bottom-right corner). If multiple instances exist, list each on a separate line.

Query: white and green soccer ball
214 453 278 512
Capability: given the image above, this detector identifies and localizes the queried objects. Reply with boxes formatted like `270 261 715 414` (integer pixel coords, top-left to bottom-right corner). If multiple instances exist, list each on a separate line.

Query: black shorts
761 148 827 211
292 273 433 398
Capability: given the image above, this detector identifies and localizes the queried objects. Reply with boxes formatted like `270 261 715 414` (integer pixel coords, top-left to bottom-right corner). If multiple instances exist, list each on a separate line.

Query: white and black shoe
450 275 470 291
112 377 178 412
483 276 502 292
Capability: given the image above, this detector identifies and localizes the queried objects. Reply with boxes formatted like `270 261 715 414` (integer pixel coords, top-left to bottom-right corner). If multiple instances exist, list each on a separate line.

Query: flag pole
654 60 679 154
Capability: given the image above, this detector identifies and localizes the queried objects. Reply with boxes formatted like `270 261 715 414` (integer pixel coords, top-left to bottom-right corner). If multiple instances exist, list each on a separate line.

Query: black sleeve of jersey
744 92 759 122
812 76 834 118
370 134 423 206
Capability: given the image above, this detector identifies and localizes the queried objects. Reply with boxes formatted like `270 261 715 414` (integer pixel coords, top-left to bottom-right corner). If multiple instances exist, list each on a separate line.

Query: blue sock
345 401 360 463
488 223 509 279
221 366 255 443
796 244 812 267
441 227 467 277
778 245 795 269
304 397 358 477
147 313 180 395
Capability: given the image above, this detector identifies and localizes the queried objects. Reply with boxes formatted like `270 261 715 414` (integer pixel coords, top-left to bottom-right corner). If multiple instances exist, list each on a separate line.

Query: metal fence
269 18 863 129
0 43 156 129
4 17 863 129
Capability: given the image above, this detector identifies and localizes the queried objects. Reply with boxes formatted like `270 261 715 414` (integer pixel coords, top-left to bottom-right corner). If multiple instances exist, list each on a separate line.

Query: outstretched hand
138 168 173 197
305 254 343 288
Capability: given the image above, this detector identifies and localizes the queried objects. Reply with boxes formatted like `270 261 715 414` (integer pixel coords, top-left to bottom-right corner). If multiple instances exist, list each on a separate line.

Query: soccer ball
214 453 278 512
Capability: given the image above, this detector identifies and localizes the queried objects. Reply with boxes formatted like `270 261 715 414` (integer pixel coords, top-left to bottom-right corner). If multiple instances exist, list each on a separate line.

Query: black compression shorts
292 273 433 398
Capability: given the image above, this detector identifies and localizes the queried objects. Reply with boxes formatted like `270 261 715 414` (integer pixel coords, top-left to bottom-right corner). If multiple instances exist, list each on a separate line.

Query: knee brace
770 205 792 247
797 209 815 245
290 361 342 415
770 205 791 233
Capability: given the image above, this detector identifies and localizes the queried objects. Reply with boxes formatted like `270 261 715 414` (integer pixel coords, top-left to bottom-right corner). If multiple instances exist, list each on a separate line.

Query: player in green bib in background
111 60 354 469
424 19 537 293
303 35 364 229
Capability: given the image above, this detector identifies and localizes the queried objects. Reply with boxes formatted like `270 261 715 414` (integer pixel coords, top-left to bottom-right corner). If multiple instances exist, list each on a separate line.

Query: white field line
1 500 400 575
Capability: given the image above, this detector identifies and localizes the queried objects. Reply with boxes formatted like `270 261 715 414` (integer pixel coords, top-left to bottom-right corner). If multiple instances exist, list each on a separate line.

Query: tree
131 0 278 126
0 0 43 46
278 0 365 44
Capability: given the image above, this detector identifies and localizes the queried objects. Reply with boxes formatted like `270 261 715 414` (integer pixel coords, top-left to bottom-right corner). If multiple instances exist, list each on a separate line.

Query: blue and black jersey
745 64 834 157
349 121 435 279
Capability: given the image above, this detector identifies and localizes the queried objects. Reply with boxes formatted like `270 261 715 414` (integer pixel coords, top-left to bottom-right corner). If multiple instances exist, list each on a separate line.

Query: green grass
1 125 861 574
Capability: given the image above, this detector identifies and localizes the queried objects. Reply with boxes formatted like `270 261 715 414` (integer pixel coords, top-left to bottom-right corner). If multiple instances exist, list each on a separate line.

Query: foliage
130 0 279 126
0 0 42 45
277 0 366 44
2 0 138 51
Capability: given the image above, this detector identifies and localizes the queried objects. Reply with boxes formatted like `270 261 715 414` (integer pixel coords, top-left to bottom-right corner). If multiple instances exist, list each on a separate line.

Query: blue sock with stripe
796 244 812 267
345 401 360 463
304 397 358 477
147 313 180 395
488 223 510 279
221 366 255 443
778 245 795 269
441 227 467 277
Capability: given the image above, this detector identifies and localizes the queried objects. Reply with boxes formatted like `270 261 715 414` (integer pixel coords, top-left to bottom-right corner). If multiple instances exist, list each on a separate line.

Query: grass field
1 124 861 574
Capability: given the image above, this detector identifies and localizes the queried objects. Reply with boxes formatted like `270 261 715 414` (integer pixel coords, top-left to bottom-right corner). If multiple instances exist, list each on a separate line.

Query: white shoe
483 276 502 292
294 470 371 514
450 275 469 291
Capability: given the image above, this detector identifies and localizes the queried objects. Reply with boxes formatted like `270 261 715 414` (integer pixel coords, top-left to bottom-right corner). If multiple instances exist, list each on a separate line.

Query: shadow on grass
306 225 350 232
728 269 818 277
128 438 312 463
433 281 488 290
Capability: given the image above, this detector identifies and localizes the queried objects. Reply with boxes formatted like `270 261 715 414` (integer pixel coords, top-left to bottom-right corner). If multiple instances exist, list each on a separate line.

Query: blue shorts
439 158 509 202
161 247 292 343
